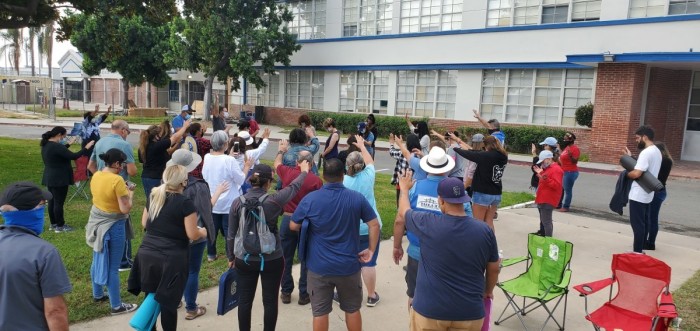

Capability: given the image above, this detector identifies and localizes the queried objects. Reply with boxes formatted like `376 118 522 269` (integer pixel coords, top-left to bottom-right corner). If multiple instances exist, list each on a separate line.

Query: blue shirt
492 131 506 147
406 210 499 321
90 133 135 180
292 182 377 276
172 114 185 131
406 175 445 259
343 164 382 235
409 155 427 180
283 138 320 174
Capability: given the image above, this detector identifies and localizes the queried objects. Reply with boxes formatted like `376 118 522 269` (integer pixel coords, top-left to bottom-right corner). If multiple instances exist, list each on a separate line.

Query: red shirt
248 119 260 136
559 144 580 172
190 136 212 179
535 162 564 207
276 164 323 213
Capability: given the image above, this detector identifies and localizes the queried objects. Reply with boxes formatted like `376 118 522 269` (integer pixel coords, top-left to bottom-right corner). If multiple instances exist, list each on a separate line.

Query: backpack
233 194 275 270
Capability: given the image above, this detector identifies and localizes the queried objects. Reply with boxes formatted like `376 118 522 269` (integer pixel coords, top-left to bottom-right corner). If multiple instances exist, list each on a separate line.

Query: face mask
488 129 498 134
185 114 192 120
59 136 69 145
1 206 46 235
541 162 550 169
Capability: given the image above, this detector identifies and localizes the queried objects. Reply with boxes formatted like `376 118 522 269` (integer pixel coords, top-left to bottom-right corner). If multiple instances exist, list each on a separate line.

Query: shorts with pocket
471 192 502 207
405 256 419 298
308 270 362 316
359 235 380 267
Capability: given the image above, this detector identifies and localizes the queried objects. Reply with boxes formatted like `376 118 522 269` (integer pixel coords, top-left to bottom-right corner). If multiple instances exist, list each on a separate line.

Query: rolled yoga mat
620 155 664 193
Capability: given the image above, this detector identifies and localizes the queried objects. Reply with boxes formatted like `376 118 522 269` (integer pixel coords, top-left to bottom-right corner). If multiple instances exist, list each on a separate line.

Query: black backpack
233 194 275 270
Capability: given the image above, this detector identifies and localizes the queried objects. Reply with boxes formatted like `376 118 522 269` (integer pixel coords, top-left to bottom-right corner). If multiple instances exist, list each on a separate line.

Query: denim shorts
472 192 502 207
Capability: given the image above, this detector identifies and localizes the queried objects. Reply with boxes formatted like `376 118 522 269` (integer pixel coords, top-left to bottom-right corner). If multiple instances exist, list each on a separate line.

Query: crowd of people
0 102 675 331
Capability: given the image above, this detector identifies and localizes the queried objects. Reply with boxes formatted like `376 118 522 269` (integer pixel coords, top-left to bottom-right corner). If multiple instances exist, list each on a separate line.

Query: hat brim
419 155 455 174
243 136 254 145
166 152 202 174
442 195 470 204
536 158 548 165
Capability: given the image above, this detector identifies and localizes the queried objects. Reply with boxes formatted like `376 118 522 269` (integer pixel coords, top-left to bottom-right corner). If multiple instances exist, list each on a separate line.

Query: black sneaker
49 224 58 232
94 295 109 303
111 303 138 315
55 225 74 233
644 243 656 250
280 292 291 304
298 293 310 305
366 293 380 307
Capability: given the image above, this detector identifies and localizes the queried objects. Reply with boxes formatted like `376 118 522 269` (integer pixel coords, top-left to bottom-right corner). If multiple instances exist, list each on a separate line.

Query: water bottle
498 250 504 270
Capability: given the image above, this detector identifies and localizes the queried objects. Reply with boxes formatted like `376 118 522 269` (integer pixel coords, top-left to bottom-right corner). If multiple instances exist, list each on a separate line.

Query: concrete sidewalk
70 207 700 331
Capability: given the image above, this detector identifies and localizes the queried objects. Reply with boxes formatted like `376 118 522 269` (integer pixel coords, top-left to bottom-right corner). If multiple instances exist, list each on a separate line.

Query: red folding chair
68 155 91 202
573 253 677 331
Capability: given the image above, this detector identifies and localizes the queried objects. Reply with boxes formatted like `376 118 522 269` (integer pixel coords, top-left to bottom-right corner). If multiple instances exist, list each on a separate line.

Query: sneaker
366 293 380 307
332 292 340 305
207 255 217 262
111 303 138 316
534 230 544 236
55 225 74 233
185 306 206 320
298 293 310 306
118 266 131 272
280 292 291 304
557 208 570 212
93 295 109 303
49 224 58 232
644 243 656 250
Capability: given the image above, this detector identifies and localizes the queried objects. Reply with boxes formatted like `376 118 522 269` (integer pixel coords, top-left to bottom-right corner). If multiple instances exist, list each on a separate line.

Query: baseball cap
357 122 367 131
167 149 202 173
537 150 554 164
472 133 484 143
539 137 558 146
437 177 470 204
251 164 274 181
0 182 52 211
181 105 194 114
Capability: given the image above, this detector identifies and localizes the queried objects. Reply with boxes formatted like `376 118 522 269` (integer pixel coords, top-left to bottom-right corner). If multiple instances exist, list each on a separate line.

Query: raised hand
398 169 415 192
278 139 289 153
299 160 310 173
472 109 481 119
262 128 271 139
389 133 395 144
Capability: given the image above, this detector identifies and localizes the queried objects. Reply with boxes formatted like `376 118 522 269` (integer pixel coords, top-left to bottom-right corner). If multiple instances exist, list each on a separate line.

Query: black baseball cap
0 182 52 210
251 164 275 181
437 177 470 204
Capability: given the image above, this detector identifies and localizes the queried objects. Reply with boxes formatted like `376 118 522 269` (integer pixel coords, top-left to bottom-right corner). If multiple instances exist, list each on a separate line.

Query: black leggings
152 304 177 331
235 257 284 331
47 186 69 227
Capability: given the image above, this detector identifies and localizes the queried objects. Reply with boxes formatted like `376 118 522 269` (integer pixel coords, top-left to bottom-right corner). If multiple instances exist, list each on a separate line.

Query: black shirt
141 139 172 179
145 193 196 247
658 157 673 187
213 115 226 132
454 149 508 195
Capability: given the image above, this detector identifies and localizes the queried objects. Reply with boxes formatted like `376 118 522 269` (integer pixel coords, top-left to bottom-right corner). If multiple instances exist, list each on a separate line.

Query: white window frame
395 69 457 119
247 71 281 107
339 71 390 114
399 0 464 33
288 0 327 40
668 0 700 15
343 0 394 37
285 70 324 110
480 68 595 126
486 0 602 27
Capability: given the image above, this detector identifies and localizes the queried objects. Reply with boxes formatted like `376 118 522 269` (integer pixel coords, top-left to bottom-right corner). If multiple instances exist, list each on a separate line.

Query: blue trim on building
273 62 589 71
568 52 700 63
297 14 700 44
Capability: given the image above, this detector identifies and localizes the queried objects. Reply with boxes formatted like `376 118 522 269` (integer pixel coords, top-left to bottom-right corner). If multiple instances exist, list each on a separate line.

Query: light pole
187 75 192 105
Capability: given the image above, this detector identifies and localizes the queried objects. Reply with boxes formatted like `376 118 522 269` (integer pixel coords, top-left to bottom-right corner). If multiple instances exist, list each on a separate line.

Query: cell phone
126 181 137 190
233 141 240 153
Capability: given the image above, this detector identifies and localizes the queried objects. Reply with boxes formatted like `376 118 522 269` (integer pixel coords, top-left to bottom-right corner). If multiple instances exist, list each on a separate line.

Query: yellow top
90 171 129 213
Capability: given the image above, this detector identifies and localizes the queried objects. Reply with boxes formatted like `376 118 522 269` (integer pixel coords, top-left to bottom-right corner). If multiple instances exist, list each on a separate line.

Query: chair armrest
501 256 529 268
555 269 572 289
657 292 678 318
573 278 614 296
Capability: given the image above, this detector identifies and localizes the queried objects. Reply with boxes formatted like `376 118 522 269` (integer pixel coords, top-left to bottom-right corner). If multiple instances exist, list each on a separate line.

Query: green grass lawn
0 136 539 324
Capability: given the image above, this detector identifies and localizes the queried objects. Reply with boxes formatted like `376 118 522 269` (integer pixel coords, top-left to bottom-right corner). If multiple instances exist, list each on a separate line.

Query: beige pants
410 308 484 331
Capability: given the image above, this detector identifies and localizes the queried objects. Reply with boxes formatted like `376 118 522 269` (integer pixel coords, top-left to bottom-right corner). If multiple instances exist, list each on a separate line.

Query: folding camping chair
573 253 677 331
68 155 91 202
494 233 574 331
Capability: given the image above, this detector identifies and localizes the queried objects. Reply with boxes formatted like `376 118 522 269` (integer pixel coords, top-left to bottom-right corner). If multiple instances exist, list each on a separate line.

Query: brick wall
589 63 648 163
644 68 691 159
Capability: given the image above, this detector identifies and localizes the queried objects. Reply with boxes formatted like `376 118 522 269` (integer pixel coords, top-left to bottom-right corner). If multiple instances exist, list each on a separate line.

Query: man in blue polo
0 182 72 331
392 146 454 309
173 105 193 131
87 119 136 271
291 158 380 331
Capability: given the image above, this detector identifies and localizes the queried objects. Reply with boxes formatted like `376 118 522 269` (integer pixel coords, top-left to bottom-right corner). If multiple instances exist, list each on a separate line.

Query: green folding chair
494 233 574 331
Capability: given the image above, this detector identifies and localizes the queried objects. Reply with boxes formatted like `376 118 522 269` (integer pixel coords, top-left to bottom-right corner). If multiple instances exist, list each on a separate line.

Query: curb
499 200 537 210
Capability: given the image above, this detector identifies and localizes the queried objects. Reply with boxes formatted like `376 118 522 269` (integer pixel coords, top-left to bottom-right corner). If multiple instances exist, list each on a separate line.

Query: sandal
185 306 206 320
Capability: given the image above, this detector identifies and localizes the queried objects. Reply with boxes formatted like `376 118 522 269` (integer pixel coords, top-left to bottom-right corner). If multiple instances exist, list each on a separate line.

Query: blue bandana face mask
185 114 192 120
1 206 46 235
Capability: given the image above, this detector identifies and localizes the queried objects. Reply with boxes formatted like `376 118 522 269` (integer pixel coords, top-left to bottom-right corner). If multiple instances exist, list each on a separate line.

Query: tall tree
28 27 39 76
69 13 173 109
166 0 301 119
0 29 23 75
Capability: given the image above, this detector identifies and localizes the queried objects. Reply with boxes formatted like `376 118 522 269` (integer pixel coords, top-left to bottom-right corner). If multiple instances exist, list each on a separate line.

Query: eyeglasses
123 127 131 134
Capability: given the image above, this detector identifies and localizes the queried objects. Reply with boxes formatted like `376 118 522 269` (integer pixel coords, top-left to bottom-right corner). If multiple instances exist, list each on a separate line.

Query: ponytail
148 185 168 221
40 126 67 147
148 165 187 220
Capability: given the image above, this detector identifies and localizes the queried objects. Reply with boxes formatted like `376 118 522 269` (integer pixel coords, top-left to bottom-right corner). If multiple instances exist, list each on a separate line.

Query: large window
669 0 700 15
396 70 457 119
343 0 393 36
288 0 326 40
400 0 463 33
487 0 601 27
340 71 389 114
629 0 700 18
247 72 280 107
285 71 324 110
480 68 594 126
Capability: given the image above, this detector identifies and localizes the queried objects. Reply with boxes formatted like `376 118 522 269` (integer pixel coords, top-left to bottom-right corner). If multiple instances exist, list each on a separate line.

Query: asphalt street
2 124 698 237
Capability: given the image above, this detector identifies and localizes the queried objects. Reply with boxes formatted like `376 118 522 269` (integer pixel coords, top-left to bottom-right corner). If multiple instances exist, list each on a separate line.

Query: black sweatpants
235 257 284 331
152 304 177 331
47 186 69 227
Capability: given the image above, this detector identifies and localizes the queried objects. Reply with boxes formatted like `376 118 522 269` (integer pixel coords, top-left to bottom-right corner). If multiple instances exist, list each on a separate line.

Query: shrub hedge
456 126 569 154
307 111 428 138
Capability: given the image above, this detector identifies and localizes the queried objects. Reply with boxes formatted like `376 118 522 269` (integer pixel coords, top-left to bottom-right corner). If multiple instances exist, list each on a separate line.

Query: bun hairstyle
345 151 365 177
40 126 67 146
322 117 335 128
98 148 127 167
249 173 270 188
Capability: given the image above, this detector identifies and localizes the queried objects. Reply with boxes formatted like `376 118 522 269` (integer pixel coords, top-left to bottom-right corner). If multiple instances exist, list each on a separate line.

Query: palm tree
0 29 23 75
28 27 40 76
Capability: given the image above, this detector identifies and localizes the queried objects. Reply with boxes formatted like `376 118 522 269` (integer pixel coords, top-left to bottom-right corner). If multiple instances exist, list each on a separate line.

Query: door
682 73 700 161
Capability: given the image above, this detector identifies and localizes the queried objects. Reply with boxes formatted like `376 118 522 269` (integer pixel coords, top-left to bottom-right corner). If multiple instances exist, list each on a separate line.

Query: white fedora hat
419 146 455 174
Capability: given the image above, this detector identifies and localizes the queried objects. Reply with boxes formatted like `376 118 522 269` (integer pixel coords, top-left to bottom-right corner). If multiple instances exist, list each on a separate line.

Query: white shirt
202 153 246 214
628 145 662 204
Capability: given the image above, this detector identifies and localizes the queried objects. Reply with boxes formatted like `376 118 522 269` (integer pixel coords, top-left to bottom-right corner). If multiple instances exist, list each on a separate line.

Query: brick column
643 68 691 159
589 63 647 163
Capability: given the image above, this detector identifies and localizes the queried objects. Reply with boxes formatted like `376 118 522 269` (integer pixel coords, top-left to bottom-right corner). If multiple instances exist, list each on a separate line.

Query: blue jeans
208 213 229 258
141 177 161 199
562 171 579 209
120 218 133 269
92 220 126 309
184 241 207 311
647 188 667 246
629 200 650 253
279 215 307 295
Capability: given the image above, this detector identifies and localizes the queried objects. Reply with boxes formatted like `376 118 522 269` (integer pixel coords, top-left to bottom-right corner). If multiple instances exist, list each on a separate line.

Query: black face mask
638 140 647 150
488 129 498 134
560 140 572 148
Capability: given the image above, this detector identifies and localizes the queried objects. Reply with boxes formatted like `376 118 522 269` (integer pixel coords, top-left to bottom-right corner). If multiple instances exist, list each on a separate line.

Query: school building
57 0 700 163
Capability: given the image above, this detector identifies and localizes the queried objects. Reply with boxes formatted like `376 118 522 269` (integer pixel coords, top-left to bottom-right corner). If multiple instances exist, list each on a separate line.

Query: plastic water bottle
498 250 504 270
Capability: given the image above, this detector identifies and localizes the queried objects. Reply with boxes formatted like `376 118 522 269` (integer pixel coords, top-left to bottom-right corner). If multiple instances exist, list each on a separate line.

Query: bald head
297 150 313 164
111 120 130 139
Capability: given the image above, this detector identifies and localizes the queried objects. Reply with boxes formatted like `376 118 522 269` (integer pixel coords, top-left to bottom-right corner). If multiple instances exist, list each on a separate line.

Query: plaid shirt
190 136 212 179
389 144 409 185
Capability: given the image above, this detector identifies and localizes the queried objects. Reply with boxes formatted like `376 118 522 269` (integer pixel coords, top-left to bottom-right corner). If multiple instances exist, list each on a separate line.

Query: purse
217 268 240 315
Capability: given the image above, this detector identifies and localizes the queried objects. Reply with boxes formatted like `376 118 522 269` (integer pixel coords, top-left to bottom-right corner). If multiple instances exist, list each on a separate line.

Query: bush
455 125 568 154
307 112 427 138
575 103 594 128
